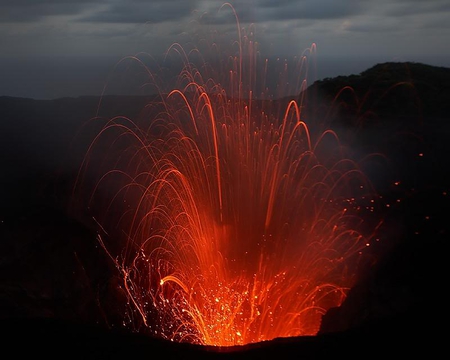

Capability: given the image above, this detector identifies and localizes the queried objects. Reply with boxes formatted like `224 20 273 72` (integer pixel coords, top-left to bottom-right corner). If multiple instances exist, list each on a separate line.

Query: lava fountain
73 4 382 347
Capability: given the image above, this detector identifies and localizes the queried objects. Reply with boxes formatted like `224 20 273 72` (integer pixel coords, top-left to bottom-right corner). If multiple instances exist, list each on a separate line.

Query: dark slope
1 312 440 359
307 61 450 121
308 61 449 335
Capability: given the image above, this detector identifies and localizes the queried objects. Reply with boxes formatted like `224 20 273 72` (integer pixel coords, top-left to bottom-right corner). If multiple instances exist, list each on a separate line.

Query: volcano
0 61 447 357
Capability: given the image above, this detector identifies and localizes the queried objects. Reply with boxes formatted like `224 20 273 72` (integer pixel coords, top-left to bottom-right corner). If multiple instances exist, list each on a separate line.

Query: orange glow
73 4 382 347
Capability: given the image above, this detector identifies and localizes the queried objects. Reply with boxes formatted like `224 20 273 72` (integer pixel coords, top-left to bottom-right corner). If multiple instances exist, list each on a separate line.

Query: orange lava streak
73 5 381 347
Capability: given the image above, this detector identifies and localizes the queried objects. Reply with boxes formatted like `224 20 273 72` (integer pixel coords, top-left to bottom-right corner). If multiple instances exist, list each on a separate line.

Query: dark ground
0 62 448 358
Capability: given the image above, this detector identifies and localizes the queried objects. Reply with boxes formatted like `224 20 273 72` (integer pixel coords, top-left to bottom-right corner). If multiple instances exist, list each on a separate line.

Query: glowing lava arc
73 7 381 347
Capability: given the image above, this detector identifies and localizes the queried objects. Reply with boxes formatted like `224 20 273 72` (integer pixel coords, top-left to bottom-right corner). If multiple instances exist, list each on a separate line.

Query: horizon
1 1 449 100
1 57 447 101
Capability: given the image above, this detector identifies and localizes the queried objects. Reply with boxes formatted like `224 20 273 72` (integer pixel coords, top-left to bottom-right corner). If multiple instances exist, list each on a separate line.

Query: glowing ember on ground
73 4 383 346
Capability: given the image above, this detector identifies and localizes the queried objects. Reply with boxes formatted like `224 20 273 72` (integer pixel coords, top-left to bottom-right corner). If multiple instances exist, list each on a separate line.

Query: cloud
79 0 198 24
192 1 369 26
0 1 381 30
382 0 450 17
420 14 450 30
3 0 449 26
256 0 366 21
0 0 102 23
1 0 449 66
342 20 400 33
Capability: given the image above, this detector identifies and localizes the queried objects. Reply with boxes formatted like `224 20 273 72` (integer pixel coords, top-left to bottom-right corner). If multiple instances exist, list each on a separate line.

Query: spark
73 4 383 347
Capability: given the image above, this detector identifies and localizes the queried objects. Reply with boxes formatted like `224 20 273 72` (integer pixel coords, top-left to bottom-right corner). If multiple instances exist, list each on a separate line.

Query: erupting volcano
73 4 383 347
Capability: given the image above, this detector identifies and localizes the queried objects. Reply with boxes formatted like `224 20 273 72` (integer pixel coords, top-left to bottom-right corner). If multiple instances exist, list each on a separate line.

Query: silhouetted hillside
301 62 450 195
308 61 450 122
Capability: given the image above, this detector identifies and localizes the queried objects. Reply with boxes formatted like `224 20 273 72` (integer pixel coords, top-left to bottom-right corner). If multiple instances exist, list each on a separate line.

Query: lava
73 4 382 347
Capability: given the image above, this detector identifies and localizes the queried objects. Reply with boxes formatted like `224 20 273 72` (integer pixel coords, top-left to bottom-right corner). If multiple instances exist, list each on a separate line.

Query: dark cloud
384 0 450 17
421 15 450 30
190 0 366 27
344 22 399 34
0 0 102 22
256 0 364 21
2 0 449 26
79 0 197 24
193 3 256 26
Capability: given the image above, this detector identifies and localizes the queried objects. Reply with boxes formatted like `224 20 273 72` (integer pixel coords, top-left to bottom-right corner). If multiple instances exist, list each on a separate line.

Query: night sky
1 0 449 99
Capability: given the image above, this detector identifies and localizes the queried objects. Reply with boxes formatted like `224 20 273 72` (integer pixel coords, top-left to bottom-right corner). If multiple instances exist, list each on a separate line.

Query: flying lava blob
73 4 383 347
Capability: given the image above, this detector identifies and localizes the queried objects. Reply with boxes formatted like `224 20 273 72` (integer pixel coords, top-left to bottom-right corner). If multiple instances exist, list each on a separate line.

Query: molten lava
73 4 381 347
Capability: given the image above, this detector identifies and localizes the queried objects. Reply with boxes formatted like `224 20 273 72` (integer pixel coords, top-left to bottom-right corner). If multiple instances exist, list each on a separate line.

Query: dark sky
1 0 449 99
